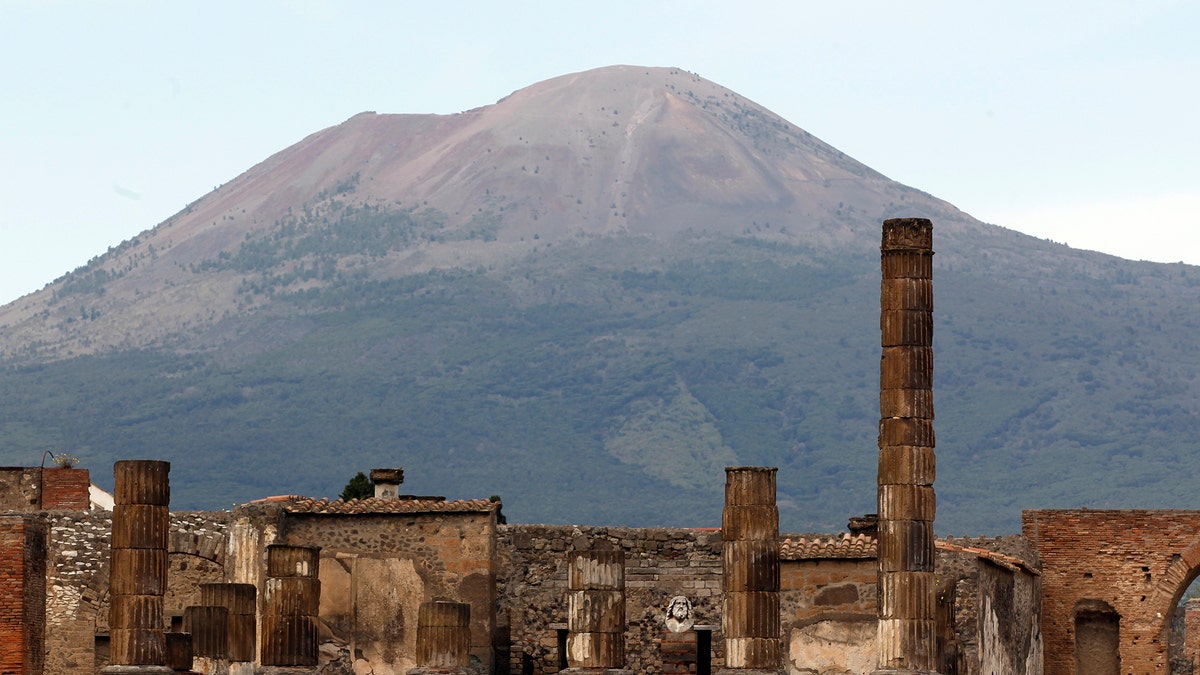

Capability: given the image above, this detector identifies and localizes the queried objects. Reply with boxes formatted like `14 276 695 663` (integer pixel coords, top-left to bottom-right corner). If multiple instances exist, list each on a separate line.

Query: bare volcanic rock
0 65 976 360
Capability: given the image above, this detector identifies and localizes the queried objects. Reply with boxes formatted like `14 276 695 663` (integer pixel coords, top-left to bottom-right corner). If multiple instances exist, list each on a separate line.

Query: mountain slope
1 66 1197 534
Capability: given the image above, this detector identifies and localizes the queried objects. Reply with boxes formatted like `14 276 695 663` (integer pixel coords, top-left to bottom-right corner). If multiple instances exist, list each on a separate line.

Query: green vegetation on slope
2 233 1199 534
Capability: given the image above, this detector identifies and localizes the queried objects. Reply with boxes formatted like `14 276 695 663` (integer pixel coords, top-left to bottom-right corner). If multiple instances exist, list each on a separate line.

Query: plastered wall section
1023 509 1200 675
279 509 498 675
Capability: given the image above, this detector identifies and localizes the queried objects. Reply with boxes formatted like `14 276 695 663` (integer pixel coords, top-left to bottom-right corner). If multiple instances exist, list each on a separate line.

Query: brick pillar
408 602 472 674
0 515 47 675
260 545 320 667
105 460 173 674
40 467 91 510
199 583 256 662
563 549 629 673
720 467 781 674
876 218 938 674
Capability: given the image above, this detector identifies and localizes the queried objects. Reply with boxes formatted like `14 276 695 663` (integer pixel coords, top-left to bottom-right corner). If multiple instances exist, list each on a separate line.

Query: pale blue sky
1 1 1197 304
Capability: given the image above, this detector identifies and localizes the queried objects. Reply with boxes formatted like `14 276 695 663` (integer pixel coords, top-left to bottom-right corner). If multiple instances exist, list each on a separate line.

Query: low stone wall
497 524 725 675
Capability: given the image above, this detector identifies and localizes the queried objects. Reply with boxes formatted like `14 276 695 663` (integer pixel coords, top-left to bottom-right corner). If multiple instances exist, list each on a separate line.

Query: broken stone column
183 605 229 661
720 467 781 674
164 632 192 672
876 217 938 675
199 583 257 662
260 545 321 667
105 459 172 674
563 549 630 674
407 601 472 675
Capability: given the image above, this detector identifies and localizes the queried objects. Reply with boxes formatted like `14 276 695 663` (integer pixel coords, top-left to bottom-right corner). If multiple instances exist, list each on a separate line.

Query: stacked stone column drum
108 460 172 670
183 605 229 659
566 549 627 670
261 545 321 667
164 632 193 672
414 602 472 669
199 582 257 662
721 467 780 672
876 217 938 674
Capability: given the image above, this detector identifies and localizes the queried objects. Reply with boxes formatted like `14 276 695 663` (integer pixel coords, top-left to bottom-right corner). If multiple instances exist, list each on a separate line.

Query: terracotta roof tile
282 496 498 515
936 540 1040 575
780 533 877 560
778 534 1038 574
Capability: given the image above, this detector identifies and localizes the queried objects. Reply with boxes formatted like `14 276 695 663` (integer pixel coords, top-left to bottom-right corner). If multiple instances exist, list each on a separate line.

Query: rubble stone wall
41 510 229 675
497 524 726 675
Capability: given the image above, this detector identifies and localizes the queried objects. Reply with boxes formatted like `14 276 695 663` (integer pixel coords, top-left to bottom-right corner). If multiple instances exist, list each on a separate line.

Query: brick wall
1024 509 1200 675
0 467 90 511
0 515 47 675
41 468 90 510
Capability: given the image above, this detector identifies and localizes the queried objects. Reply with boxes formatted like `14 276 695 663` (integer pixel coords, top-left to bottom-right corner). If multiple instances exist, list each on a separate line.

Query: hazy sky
2 1 1197 305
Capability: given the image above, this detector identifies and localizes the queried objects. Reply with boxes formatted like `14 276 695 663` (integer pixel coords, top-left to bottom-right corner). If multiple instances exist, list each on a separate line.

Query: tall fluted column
719 467 781 675
876 218 938 674
104 460 173 674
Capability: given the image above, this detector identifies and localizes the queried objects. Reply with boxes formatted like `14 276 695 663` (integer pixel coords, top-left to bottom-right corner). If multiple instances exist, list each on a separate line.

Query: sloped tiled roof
778 533 1038 574
936 540 1039 575
780 533 877 560
280 496 499 515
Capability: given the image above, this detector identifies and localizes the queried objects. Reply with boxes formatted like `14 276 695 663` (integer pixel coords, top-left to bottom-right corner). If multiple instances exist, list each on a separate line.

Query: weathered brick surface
0 515 47 675
41 468 90 510
0 467 89 511
1023 509 1200 675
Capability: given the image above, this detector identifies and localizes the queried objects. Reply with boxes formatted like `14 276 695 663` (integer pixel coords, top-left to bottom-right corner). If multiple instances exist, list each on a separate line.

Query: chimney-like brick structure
564 549 629 673
40 467 90 510
876 218 938 674
409 601 472 674
370 468 404 499
105 460 172 674
261 545 321 667
720 467 781 674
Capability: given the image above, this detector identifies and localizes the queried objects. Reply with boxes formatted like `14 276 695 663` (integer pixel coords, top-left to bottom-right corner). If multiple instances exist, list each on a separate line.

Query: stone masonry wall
496 526 720 672
780 558 877 674
42 510 229 675
497 524 725 675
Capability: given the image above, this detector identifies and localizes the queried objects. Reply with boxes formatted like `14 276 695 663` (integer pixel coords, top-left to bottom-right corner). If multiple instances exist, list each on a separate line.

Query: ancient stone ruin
5 218 1200 674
